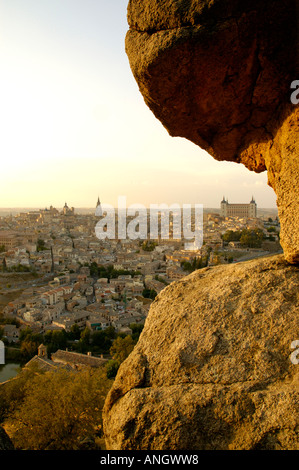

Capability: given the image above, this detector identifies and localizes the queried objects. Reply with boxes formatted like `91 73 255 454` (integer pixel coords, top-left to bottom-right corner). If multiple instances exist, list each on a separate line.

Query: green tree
105 359 119 379
9 264 31 272
4 367 113 450
130 323 144 342
91 330 112 352
110 335 135 365
104 326 117 340
106 335 136 378
74 327 91 354
181 256 208 273
0 366 38 423
19 328 43 360
36 238 47 252
19 327 33 342
68 323 81 341
141 240 157 252
142 288 157 300
0 317 20 327
80 327 90 344
20 339 39 360
2 257 7 272
221 230 242 242
44 330 68 354
240 228 264 248
89 261 99 276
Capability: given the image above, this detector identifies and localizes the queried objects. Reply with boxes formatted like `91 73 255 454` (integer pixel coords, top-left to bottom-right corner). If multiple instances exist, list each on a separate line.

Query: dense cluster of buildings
0 197 281 342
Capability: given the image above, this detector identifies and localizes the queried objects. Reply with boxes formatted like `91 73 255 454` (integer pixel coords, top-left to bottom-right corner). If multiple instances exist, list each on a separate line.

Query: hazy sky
0 0 277 209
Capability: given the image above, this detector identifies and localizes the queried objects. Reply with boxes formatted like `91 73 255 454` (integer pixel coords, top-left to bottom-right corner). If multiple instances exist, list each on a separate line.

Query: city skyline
0 193 277 213
0 0 277 209
0 194 279 214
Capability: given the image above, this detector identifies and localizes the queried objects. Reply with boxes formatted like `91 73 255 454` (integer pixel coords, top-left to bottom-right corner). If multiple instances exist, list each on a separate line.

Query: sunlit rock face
125 0 299 264
103 255 299 450
102 2 299 450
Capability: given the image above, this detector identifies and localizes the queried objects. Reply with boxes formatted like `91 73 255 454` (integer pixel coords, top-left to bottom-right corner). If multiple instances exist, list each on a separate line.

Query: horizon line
0 206 279 210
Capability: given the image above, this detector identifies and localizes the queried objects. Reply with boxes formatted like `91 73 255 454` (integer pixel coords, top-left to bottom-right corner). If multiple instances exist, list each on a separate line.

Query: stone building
0 231 18 251
220 197 257 218
25 344 108 372
51 349 108 369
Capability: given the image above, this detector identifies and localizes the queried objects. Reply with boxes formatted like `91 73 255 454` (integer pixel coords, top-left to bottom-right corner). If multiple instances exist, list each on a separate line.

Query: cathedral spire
95 196 102 216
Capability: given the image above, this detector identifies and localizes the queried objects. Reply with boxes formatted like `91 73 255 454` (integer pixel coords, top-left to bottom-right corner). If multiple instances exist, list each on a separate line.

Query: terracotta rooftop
51 349 108 367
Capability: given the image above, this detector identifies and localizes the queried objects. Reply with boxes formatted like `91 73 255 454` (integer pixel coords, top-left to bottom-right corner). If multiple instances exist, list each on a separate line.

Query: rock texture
103 255 299 450
0 426 14 450
125 0 299 263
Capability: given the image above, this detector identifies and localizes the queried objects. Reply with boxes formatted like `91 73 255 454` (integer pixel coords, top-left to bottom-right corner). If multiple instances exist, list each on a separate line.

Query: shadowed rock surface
103 255 299 450
125 0 299 263
0 426 14 450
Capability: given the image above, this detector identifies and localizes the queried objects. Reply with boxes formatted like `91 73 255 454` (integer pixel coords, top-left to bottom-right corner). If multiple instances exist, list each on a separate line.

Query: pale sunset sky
0 0 277 209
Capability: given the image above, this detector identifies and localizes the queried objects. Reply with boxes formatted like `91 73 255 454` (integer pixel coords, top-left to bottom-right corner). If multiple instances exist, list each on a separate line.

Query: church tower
220 196 228 217
249 196 257 218
38 344 48 359
95 196 102 216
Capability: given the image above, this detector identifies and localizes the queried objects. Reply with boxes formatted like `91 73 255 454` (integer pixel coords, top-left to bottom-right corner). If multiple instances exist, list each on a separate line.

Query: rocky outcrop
0 426 14 450
103 255 299 449
125 0 299 263
111 0 299 450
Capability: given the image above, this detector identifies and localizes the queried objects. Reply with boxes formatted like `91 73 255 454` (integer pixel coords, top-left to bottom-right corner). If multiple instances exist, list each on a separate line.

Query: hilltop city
0 197 281 345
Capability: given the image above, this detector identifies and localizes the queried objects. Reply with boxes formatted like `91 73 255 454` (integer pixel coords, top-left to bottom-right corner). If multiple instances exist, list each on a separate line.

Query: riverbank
0 363 22 383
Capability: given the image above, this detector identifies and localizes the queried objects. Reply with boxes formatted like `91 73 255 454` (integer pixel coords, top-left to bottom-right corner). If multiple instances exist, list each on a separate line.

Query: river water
0 363 21 383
